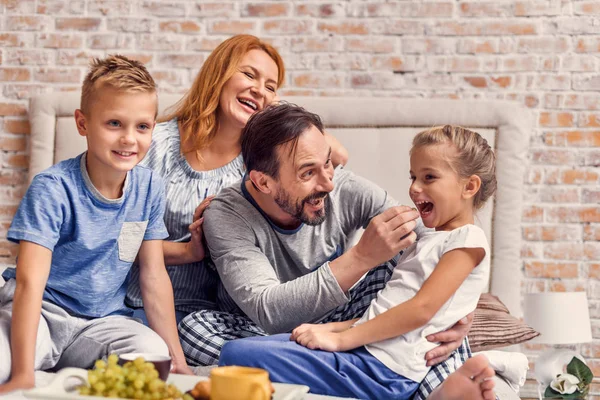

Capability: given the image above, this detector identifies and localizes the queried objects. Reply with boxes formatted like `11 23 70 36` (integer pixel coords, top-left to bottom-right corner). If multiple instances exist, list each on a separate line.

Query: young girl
218 125 497 400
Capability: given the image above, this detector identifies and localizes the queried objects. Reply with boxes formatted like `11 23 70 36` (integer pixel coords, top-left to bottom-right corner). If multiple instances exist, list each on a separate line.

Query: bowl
118 353 171 381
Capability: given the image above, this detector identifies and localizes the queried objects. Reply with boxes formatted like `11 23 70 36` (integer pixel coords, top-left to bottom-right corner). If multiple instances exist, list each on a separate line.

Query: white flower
550 373 580 395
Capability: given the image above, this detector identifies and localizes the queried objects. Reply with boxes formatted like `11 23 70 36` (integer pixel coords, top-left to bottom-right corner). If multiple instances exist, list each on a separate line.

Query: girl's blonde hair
410 125 497 210
162 34 285 154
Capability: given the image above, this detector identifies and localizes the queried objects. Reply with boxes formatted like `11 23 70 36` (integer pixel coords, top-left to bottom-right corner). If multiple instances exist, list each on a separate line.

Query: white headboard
27 94 533 317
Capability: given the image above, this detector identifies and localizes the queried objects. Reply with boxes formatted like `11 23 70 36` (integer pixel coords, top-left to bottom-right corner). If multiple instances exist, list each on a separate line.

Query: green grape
182 394 194 400
78 355 184 400
79 386 91 395
107 354 119 365
88 373 99 385
148 369 159 380
93 381 106 393
133 357 145 368
95 359 107 370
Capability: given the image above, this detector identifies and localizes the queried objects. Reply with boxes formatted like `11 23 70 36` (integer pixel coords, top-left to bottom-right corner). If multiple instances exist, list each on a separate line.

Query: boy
0 55 192 393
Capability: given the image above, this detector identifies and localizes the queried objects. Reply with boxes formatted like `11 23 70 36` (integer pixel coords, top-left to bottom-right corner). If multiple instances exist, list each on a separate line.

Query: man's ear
74 109 88 137
462 174 481 200
248 170 273 194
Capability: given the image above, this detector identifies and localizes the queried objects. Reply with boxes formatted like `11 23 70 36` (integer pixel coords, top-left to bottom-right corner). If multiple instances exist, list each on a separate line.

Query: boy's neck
84 154 127 199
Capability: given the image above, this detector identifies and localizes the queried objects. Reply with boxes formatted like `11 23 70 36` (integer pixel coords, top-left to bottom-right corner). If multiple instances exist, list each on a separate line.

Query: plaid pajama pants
178 261 471 400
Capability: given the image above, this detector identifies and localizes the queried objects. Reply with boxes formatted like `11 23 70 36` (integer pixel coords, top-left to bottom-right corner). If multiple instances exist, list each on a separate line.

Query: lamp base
534 349 583 400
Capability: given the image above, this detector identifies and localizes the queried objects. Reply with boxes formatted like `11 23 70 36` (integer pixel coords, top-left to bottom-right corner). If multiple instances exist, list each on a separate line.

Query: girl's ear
462 174 481 200
248 170 273 194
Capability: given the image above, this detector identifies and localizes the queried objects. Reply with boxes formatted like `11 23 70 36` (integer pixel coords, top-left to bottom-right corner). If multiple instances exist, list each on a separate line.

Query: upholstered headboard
27 94 533 317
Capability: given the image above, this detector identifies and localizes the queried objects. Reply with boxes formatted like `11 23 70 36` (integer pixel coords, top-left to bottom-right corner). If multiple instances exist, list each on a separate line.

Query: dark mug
118 353 172 381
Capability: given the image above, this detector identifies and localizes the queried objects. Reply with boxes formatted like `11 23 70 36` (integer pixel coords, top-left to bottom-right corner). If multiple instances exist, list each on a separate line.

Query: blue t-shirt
2 153 169 318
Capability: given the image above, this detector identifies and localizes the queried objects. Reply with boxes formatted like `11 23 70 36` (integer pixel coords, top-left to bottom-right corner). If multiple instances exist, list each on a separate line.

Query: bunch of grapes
77 354 193 400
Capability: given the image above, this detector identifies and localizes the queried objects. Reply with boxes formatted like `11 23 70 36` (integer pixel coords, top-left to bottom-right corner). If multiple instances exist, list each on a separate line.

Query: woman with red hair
125 35 348 324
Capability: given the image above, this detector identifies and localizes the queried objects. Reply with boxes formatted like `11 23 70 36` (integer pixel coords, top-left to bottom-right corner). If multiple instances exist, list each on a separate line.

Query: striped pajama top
125 118 245 313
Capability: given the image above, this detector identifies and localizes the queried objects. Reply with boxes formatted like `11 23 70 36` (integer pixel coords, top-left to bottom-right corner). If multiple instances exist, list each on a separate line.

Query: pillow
469 293 540 352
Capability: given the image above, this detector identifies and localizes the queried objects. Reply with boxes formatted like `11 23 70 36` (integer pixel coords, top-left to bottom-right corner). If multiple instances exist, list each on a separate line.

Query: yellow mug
210 366 272 400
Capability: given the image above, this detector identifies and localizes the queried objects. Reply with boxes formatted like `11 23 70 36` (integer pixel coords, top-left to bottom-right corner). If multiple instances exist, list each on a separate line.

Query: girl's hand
290 323 337 341
294 330 343 352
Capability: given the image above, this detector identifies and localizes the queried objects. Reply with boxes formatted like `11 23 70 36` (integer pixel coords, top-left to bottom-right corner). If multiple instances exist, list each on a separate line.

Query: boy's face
75 86 157 180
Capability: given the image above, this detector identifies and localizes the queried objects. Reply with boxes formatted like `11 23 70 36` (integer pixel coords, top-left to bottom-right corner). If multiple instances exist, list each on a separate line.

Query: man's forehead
274 127 326 173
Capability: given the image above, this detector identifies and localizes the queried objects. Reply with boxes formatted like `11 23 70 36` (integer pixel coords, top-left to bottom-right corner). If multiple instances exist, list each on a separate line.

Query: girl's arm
138 239 193 375
295 247 484 353
0 242 51 394
337 247 485 351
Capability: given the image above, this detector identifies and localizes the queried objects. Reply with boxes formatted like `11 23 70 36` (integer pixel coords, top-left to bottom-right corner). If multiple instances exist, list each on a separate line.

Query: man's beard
274 187 328 226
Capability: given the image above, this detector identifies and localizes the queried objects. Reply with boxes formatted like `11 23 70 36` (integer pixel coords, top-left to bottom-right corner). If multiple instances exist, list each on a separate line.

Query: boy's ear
248 170 273 195
74 109 88 137
462 174 481 200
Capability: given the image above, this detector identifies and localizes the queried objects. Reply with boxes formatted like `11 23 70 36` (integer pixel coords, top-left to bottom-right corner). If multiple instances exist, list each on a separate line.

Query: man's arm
329 206 419 292
0 242 51 394
137 240 192 375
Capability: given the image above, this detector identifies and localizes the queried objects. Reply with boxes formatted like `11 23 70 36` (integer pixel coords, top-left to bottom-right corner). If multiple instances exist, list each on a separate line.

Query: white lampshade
524 292 592 344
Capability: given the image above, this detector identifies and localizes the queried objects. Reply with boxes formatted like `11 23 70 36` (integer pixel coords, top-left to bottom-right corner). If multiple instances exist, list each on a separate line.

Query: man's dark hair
241 102 325 178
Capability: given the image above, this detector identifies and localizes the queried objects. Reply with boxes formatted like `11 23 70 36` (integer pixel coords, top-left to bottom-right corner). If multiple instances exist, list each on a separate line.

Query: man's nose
318 170 334 192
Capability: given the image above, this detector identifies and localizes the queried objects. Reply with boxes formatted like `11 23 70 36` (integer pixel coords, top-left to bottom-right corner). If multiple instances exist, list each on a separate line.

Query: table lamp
523 292 593 400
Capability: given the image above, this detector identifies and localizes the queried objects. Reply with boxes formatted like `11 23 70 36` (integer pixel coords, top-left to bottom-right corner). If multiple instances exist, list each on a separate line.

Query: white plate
24 368 310 400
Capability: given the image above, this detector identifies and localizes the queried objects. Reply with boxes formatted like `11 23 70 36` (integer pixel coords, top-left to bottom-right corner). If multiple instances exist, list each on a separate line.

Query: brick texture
0 1 598 395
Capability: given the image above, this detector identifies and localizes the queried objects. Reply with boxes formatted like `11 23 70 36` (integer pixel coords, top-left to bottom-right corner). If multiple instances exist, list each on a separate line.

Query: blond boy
0 55 191 393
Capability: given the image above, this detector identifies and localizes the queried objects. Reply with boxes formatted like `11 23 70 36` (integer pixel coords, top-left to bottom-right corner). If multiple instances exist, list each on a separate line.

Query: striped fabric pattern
125 118 245 313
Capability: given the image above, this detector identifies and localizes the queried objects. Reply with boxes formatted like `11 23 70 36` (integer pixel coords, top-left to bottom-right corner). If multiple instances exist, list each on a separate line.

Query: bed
2 93 534 399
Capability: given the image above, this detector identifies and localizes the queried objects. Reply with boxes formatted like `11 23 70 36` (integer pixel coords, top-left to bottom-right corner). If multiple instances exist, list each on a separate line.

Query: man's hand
0 375 35 394
425 312 474 366
353 206 419 267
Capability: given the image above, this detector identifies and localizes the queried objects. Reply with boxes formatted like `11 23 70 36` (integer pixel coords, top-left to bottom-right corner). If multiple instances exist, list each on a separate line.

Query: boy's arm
137 239 192 375
0 242 51 394
300 247 484 352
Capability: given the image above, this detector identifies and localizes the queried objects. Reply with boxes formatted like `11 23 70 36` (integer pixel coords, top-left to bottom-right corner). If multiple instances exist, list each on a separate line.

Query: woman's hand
425 312 473 366
193 196 215 222
184 196 215 262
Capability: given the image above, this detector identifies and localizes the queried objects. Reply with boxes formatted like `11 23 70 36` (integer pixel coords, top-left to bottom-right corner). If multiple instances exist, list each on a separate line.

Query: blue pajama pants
219 333 419 400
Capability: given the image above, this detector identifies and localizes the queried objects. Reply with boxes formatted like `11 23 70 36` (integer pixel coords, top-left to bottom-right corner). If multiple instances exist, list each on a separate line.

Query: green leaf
544 386 564 398
545 385 587 399
567 357 594 386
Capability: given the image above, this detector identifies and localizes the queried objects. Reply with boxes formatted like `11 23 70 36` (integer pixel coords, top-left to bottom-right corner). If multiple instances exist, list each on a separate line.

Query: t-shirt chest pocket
118 221 148 262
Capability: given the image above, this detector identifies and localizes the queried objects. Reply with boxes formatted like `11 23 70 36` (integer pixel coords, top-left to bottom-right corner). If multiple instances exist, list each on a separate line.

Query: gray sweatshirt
203 168 397 334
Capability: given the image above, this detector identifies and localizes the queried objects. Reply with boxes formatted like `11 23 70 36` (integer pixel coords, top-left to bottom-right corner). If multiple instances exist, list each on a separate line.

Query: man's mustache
303 192 329 204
